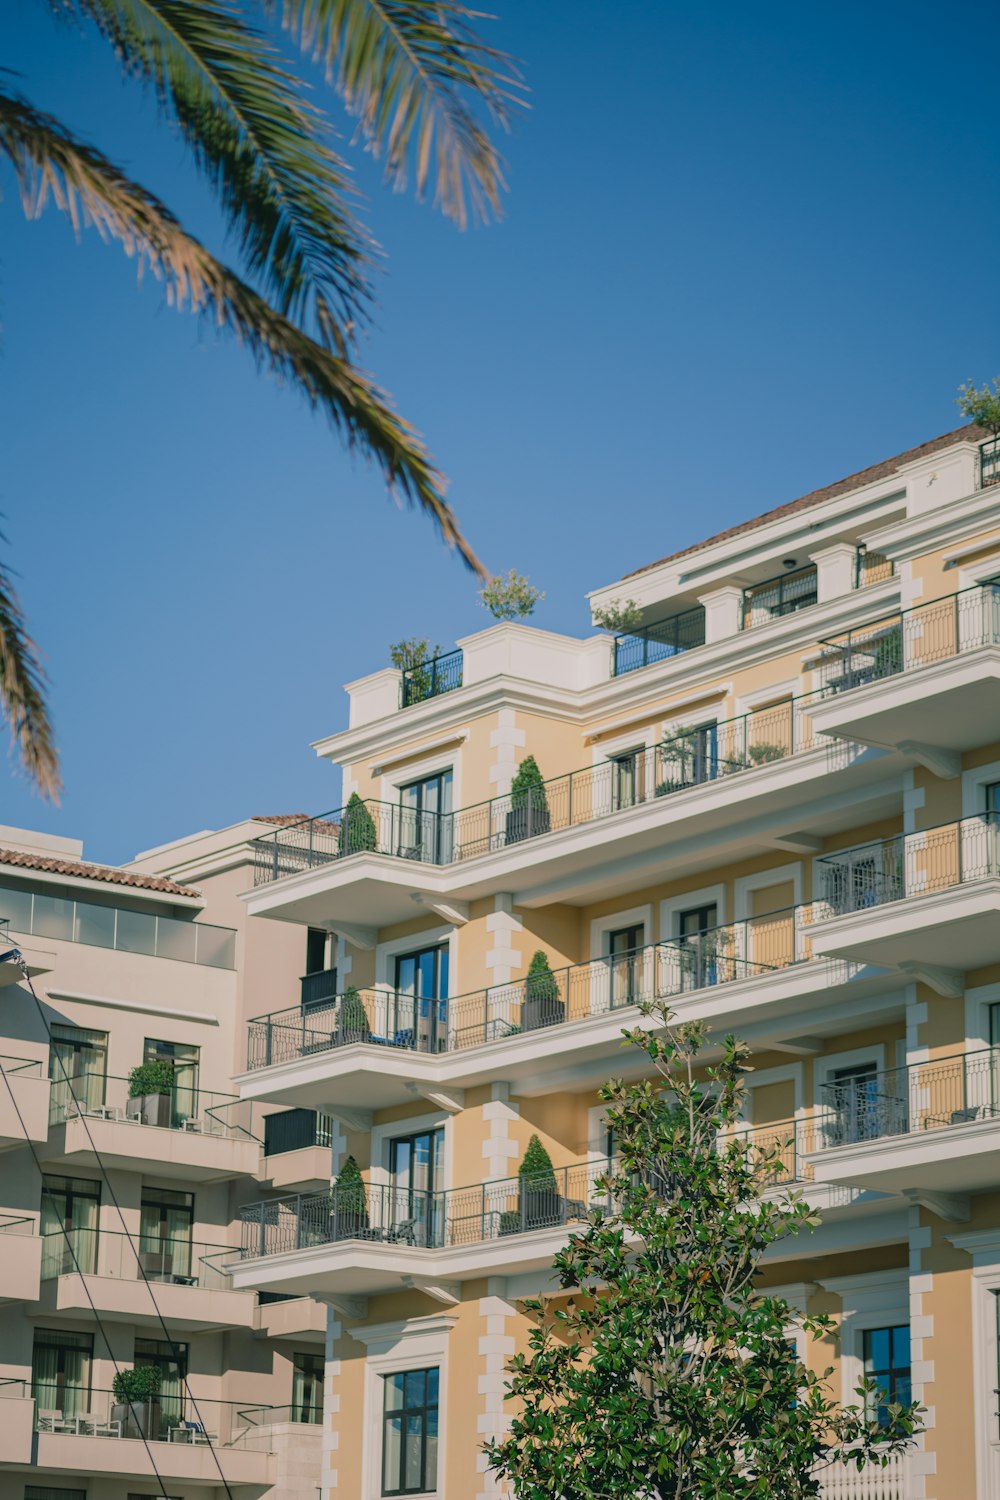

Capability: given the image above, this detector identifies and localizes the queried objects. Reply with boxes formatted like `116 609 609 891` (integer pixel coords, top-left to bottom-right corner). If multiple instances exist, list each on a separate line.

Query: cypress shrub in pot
521 950 564 1032
504 756 551 844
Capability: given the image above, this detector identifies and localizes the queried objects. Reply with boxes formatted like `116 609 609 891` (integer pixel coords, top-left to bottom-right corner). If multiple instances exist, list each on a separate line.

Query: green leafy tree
391 637 443 703
480 569 544 621
332 1153 369 1234
957 378 1000 435
2 2 519 796
592 598 643 635
485 1004 921 1499
339 792 378 854
339 984 372 1042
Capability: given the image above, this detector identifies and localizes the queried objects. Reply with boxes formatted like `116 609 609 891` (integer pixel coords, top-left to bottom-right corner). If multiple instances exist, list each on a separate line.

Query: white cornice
866 487 998 563
371 733 468 776
314 579 901 768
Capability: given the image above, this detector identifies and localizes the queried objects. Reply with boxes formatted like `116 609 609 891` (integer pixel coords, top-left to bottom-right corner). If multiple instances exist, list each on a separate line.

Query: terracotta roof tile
0 846 200 898
251 814 312 826
623 424 984 580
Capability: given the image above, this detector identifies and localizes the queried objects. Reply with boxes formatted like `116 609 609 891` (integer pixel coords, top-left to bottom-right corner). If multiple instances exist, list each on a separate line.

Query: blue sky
2 0 998 864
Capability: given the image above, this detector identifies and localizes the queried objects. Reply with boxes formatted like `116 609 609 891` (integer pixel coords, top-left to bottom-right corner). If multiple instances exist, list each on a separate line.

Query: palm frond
70 0 373 352
0 86 486 574
274 0 522 227
0 543 60 801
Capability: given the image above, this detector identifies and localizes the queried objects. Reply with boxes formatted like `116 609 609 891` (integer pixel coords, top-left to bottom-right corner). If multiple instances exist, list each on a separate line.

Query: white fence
818 1453 911 1499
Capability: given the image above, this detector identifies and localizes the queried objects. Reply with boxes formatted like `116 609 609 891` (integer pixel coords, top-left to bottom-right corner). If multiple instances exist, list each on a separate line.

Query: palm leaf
274 0 522 227
0 542 59 800
67 0 372 352
0 85 486 574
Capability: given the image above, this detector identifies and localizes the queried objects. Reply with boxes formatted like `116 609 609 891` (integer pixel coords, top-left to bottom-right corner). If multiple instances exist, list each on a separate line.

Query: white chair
172 1419 215 1444
79 1411 121 1438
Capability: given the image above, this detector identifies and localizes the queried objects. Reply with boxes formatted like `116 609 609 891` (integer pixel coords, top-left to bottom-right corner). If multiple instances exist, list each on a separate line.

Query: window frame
380 1365 440 1497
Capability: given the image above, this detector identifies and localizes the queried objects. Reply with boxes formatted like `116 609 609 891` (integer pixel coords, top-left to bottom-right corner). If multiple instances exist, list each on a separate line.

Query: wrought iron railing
400 648 463 708
742 566 818 628
822 1045 1000 1146
816 813 999 916
240 1160 609 1259
981 435 1000 488
47 1070 260 1141
252 695 821 885
300 967 339 1009
246 905 814 1070
263 1107 335 1156
612 606 706 676
817 581 1000 695
854 548 894 588
40 1229 236 1290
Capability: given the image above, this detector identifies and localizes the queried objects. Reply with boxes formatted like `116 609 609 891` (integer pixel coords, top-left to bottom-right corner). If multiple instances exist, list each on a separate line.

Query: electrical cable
1 948 238 1500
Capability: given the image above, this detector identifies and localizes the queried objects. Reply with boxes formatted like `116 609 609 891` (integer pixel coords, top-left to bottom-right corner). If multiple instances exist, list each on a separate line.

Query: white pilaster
482 1081 520 1181
321 1310 343 1498
485 894 523 987
813 542 858 602
699 585 744 643
489 708 525 797
476 1282 517 1500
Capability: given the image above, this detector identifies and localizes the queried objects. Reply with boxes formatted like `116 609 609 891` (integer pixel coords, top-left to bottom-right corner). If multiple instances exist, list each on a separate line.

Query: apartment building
0 818 338 1499
183 419 1000 1500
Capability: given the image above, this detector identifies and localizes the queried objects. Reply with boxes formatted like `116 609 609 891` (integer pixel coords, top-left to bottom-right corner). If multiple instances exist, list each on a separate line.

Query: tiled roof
624 424 984 580
0 846 200 898
251 814 312 826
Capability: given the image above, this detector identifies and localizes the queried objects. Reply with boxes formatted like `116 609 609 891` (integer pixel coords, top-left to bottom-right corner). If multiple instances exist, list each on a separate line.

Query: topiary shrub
340 792 378 855
505 756 551 843
332 1154 369 1237
127 1060 174 1098
518 1134 561 1230
112 1364 163 1404
522 950 564 1032
338 985 372 1044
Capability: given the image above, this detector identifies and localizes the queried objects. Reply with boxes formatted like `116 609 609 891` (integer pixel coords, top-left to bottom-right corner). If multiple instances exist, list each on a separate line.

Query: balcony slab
44 1113 262 1183
806 645 1000 757
262 1143 333 1192
0 1070 50 1149
254 1295 328 1342
32 1272 258 1331
0 1232 41 1303
26 1431 274 1487
808 880 1000 972
808 1113 1000 1197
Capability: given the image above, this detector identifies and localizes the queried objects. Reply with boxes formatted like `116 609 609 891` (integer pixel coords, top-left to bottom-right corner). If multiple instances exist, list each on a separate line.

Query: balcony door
49 1023 107 1117
41 1173 100 1277
399 770 453 864
292 1351 325 1424
608 923 646 1009
32 1328 93 1419
394 944 449 1053
140 1187 194 1283
389 1127 444 1246
678 904 718 990
829 1062 883 1142
611 749 647 811
134 1336 188 1438
143 1038 200 1128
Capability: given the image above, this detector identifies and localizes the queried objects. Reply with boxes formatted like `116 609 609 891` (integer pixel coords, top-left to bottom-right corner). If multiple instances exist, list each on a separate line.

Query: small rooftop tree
480 570 544 621
592 597 643 635
957 378 1000 437
485 1002 921 1498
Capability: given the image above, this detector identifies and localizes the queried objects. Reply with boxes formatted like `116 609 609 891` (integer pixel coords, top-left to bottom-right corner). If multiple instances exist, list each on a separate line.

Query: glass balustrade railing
246 904 814 1071
0 886 236 969
30 1386 279 1446
40 1228 236 1290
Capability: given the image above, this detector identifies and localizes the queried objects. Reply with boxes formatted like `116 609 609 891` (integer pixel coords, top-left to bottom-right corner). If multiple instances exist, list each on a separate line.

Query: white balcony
808 816 1000 976
0 1219 41 1302
262 1143 334 1192
0 1059 49 1148
254 1294 328 1343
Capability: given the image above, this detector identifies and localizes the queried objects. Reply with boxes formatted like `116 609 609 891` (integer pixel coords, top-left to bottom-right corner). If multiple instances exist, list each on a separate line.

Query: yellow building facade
228 421 1000 1500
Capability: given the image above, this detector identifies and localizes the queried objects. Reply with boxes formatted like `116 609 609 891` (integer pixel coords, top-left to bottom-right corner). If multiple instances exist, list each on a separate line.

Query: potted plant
746 741 785 767
656 726 701 793
111 1363 163 1440
505 756 551 845
521 950 564 1032
339 792 379 856
390 637 442 705
126 1059 175 1128
337 985 372 1046
500 1135 562 1235
330 1155 369 1242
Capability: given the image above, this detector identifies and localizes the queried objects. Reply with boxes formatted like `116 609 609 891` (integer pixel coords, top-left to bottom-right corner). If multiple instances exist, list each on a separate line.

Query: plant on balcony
655 725 701 794
126 1059 175 1127
957 377 1000 436
505 756 551 844
389 638 442 703
500 1134 561 1237
522 949 564 1032
338 985 372 1045
484 1003 922 1496
592 598 643 635
480 569 544 622
332 1154 369 1239
112 1363 163 1439
339 793 378 856
746 741 785 766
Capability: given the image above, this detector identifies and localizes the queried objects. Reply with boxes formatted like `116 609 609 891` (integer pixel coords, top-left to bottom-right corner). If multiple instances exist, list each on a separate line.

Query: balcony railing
742 566 818 629
981 435 1000 488
818 580 1000 695
855 548 894 588
0 1053 43 1076
612 606 706 676
263 1107 335 1156
0 885 236 969
400 648 463 708
240 1159 609 1259
252 694 821 885
28 1385 280 1446
301 966 339 1009
246 904 814 1070
40 1228 236 1290
48 1070 259 1141
816 813 999 916
822 1045 1000 1146
0 1213 35 1235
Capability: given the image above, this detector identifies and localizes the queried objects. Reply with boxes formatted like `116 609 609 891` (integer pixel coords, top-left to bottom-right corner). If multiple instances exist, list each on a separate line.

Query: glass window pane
194 924 236 969
404 1414 424 1491
384 1373 405 1411
155 918 197 964
0 884 33 932
74 900 115 948
892 1325 910 1365
438 946 449 996
383 1413 402 1490
866 1328 890 1370
426 1367 439 1405
116 908 156 956
404 1369 425 1406
33 895 74 941
425 1407 439 1489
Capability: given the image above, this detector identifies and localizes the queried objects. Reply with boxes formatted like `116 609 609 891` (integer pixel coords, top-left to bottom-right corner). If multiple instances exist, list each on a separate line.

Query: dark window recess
306 927 328 976
26 1490 89 1500
292 1351 325 1424
382 1366 439 1496
863 1325 911 1427
264 1109 334 1157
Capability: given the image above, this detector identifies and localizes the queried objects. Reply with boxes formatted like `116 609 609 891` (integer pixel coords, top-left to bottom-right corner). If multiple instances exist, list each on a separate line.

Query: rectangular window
382 1366 439 1496
292 1351 325 1424
394 945 449 1053
863 1325 911 1426
658 723 718 791
830 1062 882 1142
140 1188 194 1283
31 1328 93 1419
608 923 645 1007
49 1024 107 1117
611 749 645 810
40 1174 101 1277
399 771 453 863
143 1039 200 1127
306 927 329 975
388 1127 445 1246
677 904 719 990
985 782 1000 817
27 1490 89 1500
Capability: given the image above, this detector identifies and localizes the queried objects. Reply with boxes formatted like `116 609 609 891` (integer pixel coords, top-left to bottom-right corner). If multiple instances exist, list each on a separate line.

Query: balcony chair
79 1411 122 1438
171 1419 215 1444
